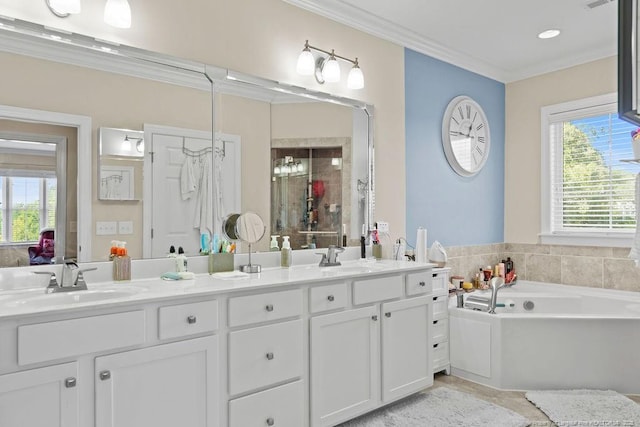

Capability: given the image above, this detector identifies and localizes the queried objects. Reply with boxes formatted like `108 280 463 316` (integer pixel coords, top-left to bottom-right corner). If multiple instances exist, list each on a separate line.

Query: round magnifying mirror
222 213 242 241
236 212 266 244
221 212 265 273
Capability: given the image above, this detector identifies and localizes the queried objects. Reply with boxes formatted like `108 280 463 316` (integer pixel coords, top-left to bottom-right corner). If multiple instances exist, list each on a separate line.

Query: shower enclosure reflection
271 146 345 249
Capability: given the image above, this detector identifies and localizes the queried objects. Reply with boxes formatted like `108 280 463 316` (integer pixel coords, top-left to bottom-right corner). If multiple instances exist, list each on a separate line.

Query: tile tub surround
444 243 640 292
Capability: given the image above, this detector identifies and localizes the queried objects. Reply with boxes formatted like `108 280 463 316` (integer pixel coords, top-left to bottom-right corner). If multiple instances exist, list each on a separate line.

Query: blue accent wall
405 48 505 247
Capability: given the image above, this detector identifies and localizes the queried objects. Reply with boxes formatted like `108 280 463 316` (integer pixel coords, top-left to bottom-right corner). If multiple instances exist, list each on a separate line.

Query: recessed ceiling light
538 29 561 39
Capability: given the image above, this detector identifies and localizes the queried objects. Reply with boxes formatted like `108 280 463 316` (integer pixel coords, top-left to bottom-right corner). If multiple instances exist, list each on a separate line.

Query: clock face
441 96 491 177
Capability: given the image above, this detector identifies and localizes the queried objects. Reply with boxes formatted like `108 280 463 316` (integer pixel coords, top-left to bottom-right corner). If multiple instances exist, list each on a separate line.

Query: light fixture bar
303 40 357 66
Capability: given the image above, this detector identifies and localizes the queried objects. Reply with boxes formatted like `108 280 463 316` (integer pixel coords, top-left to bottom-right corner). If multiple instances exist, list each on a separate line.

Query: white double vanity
0 258 450 427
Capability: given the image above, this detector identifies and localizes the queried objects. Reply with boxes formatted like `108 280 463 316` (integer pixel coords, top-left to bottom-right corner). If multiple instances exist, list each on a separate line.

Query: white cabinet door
310 306 379 427
381 296 432 402
0 362 79 427
95 336 218 427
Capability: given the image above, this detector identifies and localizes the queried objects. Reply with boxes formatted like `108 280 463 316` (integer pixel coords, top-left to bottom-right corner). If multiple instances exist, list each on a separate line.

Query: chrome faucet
488 277 507 314
318 245 345 267
35 260 97 293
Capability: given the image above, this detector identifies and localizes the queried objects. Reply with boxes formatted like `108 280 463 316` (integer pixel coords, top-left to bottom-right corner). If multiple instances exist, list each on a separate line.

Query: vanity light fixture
46 0 81 17
296 40 364 89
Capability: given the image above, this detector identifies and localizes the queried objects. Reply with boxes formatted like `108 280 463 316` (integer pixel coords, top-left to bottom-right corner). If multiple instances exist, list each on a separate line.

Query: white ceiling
283 0 619 82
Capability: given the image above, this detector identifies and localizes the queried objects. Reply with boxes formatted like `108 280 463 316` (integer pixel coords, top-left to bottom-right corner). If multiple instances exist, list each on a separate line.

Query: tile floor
432 373 640 426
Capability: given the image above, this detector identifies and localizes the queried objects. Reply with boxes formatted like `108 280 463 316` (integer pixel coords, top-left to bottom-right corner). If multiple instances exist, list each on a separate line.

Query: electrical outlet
96 221 117 235
118 221 134 235
376 221 389 233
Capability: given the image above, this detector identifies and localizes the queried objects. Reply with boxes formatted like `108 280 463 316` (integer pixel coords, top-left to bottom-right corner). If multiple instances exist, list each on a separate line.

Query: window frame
540 93 635 247
0 175 57 244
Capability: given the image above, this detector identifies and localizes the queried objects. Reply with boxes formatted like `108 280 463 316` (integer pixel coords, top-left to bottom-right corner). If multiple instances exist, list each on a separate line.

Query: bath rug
338 387 530 427
525 389 640 426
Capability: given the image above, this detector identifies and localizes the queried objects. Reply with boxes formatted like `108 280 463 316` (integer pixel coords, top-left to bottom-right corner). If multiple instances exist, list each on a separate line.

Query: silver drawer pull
65 377 76 388
266 418 275 426
266 352 274 360
385 312 391 318
371 315 378 321
327 295 335 302
187 315 197 324
99 370 111 381
419 281 426 287
265 304 274 312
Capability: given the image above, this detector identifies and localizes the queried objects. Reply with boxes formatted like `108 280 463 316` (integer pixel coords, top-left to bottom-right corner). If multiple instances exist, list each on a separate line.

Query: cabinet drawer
229 380 304 427
432 295 448 319
228 289 302 328
158 300 218 340
353 275 403 305
432 318 448 344
432 272 449 293
18 311 145 365
406 271 432 296
228 319 303 396
433 342 449 366
310 282 348 313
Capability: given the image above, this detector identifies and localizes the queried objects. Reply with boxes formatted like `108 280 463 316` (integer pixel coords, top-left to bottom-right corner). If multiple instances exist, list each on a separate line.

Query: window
0 175 56 244
541 93 637 247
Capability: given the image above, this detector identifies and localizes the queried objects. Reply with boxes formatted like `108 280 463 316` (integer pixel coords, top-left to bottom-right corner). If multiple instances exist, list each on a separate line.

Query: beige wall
504 56 617 243
0 0 406 251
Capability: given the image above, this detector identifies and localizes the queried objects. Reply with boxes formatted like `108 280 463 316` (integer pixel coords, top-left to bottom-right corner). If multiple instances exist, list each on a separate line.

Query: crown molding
283 0 617 83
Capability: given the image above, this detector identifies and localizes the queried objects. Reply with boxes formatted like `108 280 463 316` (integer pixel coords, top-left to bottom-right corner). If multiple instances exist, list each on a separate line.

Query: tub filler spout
488 277 506 314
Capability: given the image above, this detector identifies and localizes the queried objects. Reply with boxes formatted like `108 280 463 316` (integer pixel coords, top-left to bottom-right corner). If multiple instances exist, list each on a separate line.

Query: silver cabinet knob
187 315 197 324
266 417 275 426
419 281 426 287
385 312 391 318
65 377 76 388
266 352 274 360
265 304 274 312
327 295 335 302
99 370 111 381
371 315 378 321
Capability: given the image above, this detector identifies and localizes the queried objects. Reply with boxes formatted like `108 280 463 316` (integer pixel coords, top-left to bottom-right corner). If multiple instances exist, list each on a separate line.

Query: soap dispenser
281 236 292 267
270 235 280 251
176 246 187 272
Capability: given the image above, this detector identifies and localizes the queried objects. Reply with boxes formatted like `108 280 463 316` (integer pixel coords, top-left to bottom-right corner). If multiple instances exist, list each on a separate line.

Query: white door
310 306 379 427
381 296 432 403
144 124 240 258
0 362 79 427
95 336 218 427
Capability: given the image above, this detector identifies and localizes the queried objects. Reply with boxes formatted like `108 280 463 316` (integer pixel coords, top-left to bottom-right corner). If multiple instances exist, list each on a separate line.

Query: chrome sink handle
74 267 97 291
34 271 59 293
318 245 345 267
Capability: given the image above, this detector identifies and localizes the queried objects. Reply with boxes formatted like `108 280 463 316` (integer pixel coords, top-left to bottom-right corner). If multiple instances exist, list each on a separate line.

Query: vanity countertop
0 260 435 320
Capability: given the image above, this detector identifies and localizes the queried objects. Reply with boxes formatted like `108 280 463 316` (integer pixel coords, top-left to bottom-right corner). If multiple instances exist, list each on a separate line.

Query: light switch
118 221 134 235
96 221 117 235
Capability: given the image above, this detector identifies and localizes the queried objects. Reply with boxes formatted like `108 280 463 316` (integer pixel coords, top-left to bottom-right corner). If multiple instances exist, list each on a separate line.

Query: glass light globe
104 0 132 29
296 48 315 75
347 65 364 89
322 56 341 83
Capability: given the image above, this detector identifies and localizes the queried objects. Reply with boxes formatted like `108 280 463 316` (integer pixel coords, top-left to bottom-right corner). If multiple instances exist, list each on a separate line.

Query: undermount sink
4 287 144 309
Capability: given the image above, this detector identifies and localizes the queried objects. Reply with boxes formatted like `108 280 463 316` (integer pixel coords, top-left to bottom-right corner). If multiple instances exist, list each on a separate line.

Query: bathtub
449 281 640 395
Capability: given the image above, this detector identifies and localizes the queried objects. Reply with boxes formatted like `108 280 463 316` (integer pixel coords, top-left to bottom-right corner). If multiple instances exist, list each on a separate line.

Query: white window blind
547 100 637 236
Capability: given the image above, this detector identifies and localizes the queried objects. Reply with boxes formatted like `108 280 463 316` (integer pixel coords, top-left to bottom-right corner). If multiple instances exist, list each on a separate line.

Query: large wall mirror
0 16 373 268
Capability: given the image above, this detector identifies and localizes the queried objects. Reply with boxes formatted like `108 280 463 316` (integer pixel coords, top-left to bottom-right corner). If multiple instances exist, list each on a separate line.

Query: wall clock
441 95 491 177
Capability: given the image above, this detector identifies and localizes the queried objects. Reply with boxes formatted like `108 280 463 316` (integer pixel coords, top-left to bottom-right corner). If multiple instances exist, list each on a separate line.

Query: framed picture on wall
99 165 135 200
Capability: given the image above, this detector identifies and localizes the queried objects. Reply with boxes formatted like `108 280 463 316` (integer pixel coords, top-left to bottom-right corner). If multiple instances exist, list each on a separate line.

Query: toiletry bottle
177 246 187 272
113 241 131 281
167 245 176 258
498 260 505 278
270 235 280 251
109 240 118 261
281 236 292 267
505 257 514 274
342 224 347 247
360 235 366 258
